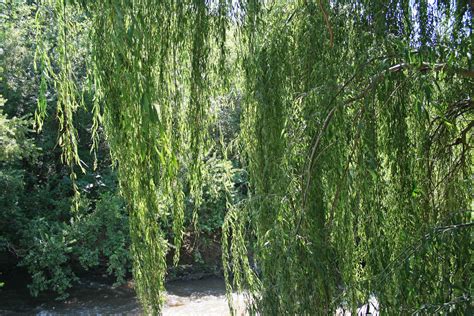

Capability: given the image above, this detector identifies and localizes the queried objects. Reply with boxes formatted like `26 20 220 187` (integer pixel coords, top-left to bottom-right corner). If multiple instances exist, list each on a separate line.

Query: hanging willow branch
35 0 233 314
225 1 472 314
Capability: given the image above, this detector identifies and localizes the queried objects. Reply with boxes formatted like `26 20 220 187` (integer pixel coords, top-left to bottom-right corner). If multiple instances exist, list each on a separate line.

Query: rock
166 295 186 307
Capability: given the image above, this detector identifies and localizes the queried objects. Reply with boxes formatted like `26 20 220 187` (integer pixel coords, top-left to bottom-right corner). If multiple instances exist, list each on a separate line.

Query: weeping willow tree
34 0 232 313
224 1 473 314
34 0 472 314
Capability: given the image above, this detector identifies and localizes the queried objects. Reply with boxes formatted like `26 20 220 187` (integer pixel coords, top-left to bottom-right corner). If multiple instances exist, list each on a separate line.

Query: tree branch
389 62 474 78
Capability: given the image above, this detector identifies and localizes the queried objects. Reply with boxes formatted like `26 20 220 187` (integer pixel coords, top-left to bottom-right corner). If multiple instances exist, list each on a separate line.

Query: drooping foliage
34 0 472 314
35 0 233 313
224 1 473 314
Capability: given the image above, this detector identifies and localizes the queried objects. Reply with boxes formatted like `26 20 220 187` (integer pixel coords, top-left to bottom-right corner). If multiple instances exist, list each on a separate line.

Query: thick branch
389 62 474 78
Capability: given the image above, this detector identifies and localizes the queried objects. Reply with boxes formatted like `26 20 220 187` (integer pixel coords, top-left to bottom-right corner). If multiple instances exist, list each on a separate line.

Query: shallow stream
0 276 244 315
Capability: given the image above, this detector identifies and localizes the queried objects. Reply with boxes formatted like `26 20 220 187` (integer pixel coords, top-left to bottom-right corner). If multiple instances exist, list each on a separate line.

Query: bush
18 193 130 299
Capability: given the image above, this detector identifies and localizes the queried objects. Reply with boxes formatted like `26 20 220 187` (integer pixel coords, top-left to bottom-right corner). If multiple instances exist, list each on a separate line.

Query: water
0 272 378 315
163 278 245 316
0 275 244 315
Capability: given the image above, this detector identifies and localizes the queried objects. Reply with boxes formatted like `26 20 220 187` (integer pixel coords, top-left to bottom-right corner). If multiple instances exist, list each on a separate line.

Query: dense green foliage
225 1 473 314
3 0 473 315
1 0 235 302
0 1 132 296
